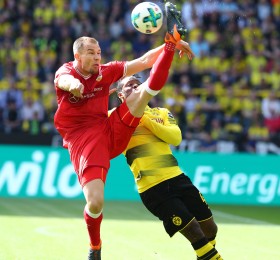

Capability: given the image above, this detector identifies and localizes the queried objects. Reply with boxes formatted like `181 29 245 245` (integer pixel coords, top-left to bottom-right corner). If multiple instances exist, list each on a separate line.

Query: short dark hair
116 75 142 94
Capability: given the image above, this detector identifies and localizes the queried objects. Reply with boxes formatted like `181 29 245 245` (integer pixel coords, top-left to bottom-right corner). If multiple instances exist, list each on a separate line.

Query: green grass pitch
0 198 279 260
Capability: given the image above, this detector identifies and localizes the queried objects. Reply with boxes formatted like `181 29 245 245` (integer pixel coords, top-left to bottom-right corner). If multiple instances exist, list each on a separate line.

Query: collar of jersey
74 65 92 80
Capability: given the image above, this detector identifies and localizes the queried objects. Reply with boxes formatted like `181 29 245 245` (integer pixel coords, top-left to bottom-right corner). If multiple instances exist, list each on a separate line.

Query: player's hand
69 79 84 98
176 40 195 60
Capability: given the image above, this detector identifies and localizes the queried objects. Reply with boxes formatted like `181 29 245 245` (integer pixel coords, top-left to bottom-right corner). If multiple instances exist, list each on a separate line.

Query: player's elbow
126 58 150 77
170 131 182 146
138 56 152 70
172 135 182 146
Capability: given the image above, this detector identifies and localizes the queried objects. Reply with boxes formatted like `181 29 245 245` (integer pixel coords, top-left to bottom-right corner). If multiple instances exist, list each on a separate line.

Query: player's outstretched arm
126 44 165 77
125 40 194 77
56 74 84 98
141 112 182 146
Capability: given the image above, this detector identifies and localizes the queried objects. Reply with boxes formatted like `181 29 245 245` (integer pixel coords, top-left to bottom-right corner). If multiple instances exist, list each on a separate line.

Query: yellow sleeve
141 108 182 146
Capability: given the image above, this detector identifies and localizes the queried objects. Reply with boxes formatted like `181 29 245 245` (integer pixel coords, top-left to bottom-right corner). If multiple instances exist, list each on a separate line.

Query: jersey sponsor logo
168 112 174 118
93 87 103 92
172 215 182 226
83 92 95 98
82 87 103 99
152 118 164 124
68 90 99 103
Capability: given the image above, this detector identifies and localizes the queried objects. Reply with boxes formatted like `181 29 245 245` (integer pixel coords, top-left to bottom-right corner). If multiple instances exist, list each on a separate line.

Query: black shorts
140 174 212 237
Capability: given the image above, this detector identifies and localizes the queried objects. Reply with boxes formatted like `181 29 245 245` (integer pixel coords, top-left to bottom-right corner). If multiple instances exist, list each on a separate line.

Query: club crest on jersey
168 112 174 118
172 215 182 226
68 93 81 103
96 74 102 81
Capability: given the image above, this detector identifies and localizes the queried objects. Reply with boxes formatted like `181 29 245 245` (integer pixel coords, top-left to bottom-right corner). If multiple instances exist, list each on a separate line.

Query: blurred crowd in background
0 0 280 154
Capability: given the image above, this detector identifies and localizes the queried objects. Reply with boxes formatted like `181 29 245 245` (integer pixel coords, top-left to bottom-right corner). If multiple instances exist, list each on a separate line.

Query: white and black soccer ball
131 2 163 34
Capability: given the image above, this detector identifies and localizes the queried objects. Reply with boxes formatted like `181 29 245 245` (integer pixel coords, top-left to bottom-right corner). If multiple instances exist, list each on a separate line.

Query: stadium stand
0 0 279 154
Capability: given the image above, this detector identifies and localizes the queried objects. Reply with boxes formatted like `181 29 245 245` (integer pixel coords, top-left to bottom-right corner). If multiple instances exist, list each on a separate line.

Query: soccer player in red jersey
53 3 193 259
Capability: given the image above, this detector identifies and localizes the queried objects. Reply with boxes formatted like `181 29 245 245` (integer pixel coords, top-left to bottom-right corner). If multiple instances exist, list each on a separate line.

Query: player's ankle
90 240 102 250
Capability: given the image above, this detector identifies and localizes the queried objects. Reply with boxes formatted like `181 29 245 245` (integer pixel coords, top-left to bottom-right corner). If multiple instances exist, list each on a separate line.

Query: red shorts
79 166 107 187
66 102 141 186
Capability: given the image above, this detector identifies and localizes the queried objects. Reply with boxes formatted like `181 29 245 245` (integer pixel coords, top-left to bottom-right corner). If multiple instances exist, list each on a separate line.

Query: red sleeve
54 62 74 87
103 61 126 82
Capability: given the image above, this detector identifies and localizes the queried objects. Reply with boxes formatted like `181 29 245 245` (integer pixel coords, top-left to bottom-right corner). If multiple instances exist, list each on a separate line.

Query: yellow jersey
124 106 183 193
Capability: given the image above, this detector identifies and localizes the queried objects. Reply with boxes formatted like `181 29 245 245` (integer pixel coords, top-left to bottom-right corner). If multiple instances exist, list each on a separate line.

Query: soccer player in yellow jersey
115 76 223 260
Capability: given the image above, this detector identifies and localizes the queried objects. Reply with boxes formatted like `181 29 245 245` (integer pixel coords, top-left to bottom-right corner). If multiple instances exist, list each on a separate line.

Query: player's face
121 79 141 99
78 43 101 75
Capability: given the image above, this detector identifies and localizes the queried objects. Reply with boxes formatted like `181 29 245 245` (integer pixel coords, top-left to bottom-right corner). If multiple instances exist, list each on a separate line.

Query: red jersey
54 61 125 137
53 61 133 179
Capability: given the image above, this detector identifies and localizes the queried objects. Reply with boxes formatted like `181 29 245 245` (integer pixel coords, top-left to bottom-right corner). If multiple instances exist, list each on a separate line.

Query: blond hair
73 36 99 54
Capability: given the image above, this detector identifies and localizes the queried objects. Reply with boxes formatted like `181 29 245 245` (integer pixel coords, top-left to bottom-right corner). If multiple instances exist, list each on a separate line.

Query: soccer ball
131 2 163 34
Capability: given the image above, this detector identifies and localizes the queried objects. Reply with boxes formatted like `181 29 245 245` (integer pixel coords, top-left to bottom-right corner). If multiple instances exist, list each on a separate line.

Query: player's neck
73 60 92 78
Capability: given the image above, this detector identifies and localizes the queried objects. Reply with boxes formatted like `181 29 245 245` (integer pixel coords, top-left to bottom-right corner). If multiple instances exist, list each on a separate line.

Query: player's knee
207 221 218 238
126 92 150 117
180 218 206 243
200 219 218 238
87 196 104 214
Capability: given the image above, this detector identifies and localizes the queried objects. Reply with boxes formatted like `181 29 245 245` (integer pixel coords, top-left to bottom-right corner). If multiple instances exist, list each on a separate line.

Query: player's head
73 36 101 75
117 75 142 102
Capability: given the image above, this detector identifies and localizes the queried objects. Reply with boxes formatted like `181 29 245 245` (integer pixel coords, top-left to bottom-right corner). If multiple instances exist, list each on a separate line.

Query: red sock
84 209 103 248
147 42 176 91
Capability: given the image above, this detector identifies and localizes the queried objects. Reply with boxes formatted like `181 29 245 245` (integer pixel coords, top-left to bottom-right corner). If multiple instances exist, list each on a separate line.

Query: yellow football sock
209 238 216 247
196 242 222 260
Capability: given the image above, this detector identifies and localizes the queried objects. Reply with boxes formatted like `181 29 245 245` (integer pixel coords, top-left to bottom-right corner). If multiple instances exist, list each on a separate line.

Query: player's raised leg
165 2 187 38
124 1 188 119
146 0 188 94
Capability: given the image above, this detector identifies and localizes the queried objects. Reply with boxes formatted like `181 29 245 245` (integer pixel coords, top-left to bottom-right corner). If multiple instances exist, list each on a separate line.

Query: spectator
241 91 261 130
245 114 269 153
200 82 222 132
261 91 280 133
181 0 202 31
197 131 217 152
22 110 42 135
257 0 272 22
189 32 210 57
1 77 23 109
21 96 45 122
2 99 22 133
